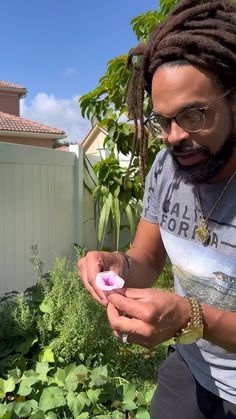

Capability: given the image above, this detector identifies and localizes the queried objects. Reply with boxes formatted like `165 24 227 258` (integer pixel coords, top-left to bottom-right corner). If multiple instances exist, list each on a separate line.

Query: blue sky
1 0 157 141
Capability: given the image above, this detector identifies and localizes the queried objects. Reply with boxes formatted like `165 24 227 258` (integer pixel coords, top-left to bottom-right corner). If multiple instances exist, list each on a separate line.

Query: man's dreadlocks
127 0 236 179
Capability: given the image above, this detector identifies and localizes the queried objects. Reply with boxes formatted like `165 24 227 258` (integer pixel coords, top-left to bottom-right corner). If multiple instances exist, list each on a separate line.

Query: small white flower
96 271 125 290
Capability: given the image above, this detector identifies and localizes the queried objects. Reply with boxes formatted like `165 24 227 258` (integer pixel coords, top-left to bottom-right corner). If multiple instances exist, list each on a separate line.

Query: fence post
71 144 84 249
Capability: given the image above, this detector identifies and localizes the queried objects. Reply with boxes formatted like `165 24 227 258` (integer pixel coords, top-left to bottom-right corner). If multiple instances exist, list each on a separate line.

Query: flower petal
96 271 125 290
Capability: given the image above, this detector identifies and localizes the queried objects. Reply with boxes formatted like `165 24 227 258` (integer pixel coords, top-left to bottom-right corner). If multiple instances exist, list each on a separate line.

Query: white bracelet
114 251 133 276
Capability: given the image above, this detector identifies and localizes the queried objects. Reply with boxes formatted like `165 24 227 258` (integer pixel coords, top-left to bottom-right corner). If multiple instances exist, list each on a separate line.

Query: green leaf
123 383 136 400
45 413 57 419
0 405 8 416
136 390 147 406
66 365 88 391
0 377 15 398
122 398 137 410
30 411 46 419
74 365 88 384
39 387 66 412
17 337 38 355
0 412 19 419
7 369 21 385
136 407 150 419
111 412 125 419
53 368 66 388
90 365 108 387
39 347 54 363
35 362 52 382
13 401 35 418
18 375 39 396
39 301 52 314
98 193 112 244
125 204 135 239
76 413 89 419
112 196 121 251
53 364 88 391
67 390 88 416
86 388 101 404
145 387 155 403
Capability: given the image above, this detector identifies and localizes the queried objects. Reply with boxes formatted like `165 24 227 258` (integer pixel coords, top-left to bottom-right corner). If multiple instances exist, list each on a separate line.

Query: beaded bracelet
114 251 133 276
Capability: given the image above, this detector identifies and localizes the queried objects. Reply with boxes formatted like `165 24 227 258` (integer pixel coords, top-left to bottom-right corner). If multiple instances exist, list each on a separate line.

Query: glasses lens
147 117 162 136
148 116 169 136
177 109 204 132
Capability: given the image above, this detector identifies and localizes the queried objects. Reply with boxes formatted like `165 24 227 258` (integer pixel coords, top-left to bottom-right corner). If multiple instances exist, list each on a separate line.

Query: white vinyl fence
0 142 83 295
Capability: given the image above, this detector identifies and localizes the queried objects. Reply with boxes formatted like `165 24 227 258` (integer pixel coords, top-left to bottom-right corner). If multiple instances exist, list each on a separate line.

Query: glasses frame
144 89 232 137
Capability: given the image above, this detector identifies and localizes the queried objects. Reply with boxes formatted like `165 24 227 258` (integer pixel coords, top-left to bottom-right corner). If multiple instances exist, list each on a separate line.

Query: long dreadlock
127 0 236 179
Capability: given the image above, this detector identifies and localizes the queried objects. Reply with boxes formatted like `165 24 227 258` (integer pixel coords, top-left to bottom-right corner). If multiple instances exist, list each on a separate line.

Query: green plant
0 361 156 418
0 248 173 418
92 156 143 250
0 252 117 374
80 1 180 250
37 257 118 363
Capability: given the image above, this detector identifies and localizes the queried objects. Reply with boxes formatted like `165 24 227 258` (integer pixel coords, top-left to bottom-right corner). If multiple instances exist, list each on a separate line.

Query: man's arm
107 289 236 353
119 218 167 288
202 304 236 353
78 218 167 305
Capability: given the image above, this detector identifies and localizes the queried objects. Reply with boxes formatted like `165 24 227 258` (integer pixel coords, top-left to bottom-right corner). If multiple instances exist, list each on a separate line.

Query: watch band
174 297 203 343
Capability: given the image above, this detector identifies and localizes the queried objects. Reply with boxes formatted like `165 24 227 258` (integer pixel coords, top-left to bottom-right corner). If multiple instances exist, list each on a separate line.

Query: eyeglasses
144 89 232 138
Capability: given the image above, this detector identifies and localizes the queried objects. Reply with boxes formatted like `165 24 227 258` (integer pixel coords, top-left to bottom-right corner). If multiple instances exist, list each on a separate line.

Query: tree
80 0 179 251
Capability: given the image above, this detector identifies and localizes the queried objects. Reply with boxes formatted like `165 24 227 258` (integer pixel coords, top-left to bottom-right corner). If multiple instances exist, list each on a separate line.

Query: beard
168 132 235 184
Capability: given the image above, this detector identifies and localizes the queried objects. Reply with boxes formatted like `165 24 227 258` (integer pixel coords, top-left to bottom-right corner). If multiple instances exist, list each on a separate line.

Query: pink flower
96 271 124 290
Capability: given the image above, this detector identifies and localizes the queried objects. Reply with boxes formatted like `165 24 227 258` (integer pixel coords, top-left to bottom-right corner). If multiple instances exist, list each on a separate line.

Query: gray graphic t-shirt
142 149 236 404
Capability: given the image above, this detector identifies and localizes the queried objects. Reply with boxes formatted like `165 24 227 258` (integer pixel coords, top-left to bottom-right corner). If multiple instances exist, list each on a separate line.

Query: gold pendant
196 218 210 245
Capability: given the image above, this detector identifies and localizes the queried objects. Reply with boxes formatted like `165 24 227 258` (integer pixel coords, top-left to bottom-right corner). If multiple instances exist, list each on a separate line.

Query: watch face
176 328 203 344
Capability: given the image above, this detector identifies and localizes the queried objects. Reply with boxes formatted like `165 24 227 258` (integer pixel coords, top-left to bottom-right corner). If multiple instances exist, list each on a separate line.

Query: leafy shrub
0 249 172 418
0 246 172 373
37 257 119 363
0 361 155 418
0 257 119 370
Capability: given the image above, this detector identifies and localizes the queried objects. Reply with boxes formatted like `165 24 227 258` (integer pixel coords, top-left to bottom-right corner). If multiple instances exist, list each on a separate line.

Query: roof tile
0 80 26 90
0 111 65 136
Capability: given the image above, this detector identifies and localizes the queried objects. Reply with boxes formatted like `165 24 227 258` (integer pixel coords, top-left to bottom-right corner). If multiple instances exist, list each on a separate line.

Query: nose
165 120 190 146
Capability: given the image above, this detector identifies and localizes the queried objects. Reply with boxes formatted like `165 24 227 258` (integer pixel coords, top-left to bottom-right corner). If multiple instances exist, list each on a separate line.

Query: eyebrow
152 101 206 118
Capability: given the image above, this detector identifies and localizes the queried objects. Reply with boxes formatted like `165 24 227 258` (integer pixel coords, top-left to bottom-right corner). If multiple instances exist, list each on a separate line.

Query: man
78 0 236 417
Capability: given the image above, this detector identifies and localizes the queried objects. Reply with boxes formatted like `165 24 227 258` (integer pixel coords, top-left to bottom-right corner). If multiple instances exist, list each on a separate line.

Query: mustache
168 143 209 156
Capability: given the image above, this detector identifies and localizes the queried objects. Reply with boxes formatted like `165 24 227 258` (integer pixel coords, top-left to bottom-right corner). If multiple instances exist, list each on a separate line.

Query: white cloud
21 93 91 142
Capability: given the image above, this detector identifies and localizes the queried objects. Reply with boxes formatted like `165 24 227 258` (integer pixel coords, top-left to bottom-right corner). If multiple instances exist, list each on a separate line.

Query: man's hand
107 288 190 347
77 251 127 306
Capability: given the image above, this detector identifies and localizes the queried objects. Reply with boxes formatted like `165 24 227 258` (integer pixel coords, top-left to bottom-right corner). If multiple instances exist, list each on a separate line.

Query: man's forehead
151 64 221 114
152 64 216 89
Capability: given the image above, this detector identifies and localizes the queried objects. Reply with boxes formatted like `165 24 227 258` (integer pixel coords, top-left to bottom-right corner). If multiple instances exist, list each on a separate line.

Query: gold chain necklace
195 171 236 245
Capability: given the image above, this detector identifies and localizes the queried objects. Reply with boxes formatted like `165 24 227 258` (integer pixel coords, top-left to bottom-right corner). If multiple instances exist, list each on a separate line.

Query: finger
107 304 156 348
78 257 107 306
112 287 156 302
108 304 170 348
107 302 146 334
107 292 153 321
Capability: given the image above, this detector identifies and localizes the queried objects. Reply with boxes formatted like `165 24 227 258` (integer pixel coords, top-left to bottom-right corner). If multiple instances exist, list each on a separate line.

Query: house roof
0 80 27 97
0 111 66 139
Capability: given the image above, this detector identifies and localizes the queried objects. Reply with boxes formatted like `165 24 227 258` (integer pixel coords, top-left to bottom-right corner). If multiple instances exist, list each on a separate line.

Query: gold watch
174 298 204 344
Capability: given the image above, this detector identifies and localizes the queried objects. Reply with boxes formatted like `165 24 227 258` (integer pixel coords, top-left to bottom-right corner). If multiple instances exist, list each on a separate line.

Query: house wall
0 142 83 295
0 136 53 148
0 92 20 115
84 127 106 161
